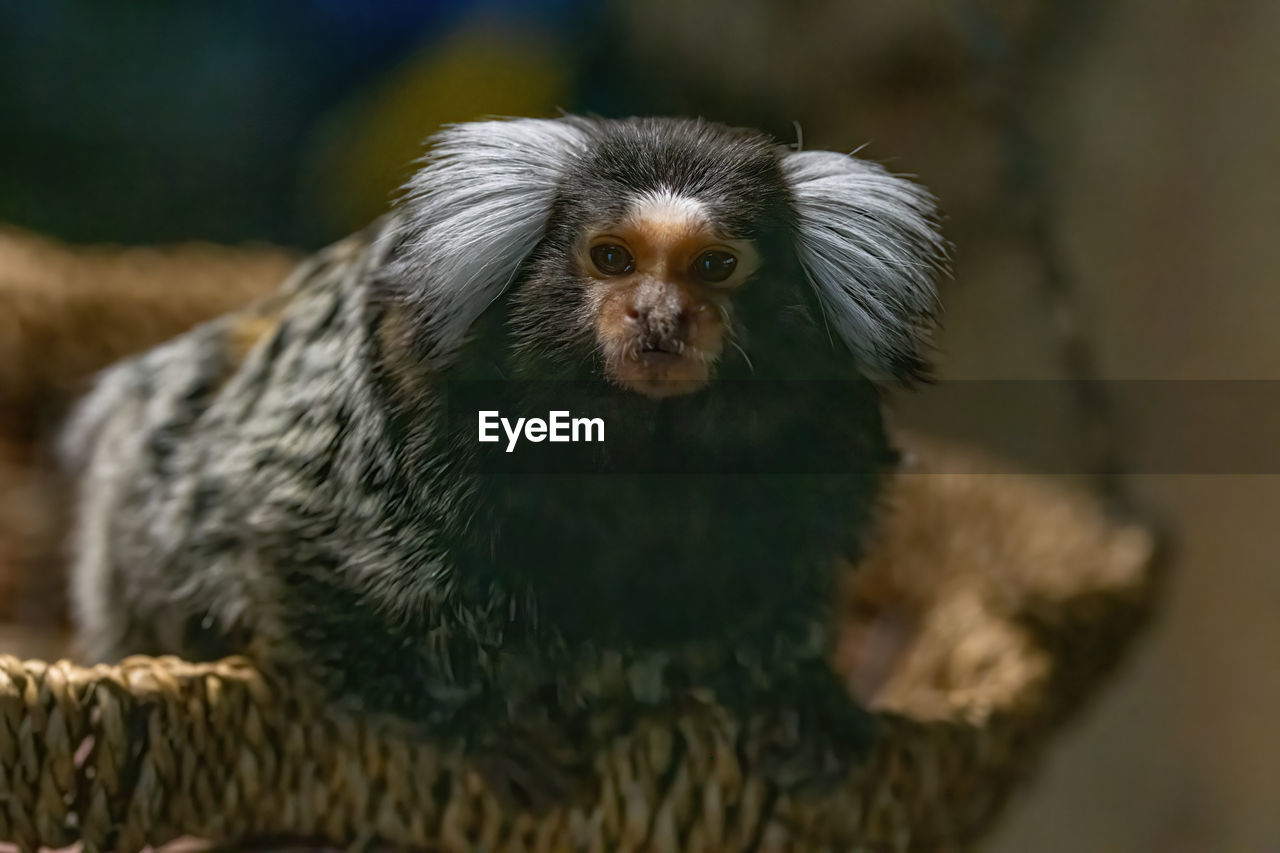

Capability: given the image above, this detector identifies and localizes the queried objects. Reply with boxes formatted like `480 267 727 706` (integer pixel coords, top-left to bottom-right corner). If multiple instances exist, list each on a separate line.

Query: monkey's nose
627 304 691 352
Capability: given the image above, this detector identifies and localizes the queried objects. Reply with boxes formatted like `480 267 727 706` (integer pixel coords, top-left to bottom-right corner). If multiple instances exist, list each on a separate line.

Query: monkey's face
503 120 796 397
580 193 760 397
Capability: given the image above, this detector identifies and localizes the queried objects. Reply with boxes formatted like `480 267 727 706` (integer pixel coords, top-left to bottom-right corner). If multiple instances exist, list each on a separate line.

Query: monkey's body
66 117 945 796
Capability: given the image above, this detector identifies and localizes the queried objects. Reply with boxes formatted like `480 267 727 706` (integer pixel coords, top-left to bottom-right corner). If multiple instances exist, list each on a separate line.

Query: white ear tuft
782 150 946 380
377 118 589 362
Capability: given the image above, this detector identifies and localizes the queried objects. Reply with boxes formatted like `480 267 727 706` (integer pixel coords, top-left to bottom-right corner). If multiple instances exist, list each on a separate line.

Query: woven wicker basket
0 228 1162 851
0 436 1161 852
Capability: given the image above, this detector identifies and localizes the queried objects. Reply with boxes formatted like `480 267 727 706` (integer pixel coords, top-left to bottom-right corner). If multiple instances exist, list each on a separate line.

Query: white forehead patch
626 188 710 235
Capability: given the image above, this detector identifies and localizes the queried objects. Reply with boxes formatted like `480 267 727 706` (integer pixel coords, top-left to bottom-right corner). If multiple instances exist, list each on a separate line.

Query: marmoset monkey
64 116 946 801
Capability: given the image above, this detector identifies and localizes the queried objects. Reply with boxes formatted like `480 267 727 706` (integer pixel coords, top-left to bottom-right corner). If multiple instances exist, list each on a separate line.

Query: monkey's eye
691 250 738 283
590 244 635 276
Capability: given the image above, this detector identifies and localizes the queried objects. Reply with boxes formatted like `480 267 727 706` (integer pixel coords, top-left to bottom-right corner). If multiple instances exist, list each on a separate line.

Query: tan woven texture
0 224 297 411
0 436 1162 853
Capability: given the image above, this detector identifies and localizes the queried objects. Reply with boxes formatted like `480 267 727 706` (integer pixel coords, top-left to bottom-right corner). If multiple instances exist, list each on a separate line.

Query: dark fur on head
507 119 794 379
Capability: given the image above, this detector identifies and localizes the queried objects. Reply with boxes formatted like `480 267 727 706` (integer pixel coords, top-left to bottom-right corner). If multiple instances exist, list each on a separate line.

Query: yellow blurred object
304 24 572 234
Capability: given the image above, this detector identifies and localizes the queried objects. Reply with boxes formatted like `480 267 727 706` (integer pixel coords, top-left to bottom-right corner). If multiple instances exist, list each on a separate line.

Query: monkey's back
63 232 413 666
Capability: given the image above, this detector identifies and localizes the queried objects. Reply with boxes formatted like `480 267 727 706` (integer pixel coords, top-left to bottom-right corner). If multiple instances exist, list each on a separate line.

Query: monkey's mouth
607 340 712 398
636 342 684 365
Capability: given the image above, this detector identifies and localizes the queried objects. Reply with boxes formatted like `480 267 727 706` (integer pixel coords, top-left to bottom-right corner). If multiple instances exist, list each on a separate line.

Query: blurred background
1 1 1277 850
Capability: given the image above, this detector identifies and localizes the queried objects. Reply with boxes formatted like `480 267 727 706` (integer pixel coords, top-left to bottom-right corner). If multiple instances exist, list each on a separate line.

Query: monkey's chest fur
449 381 893 655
